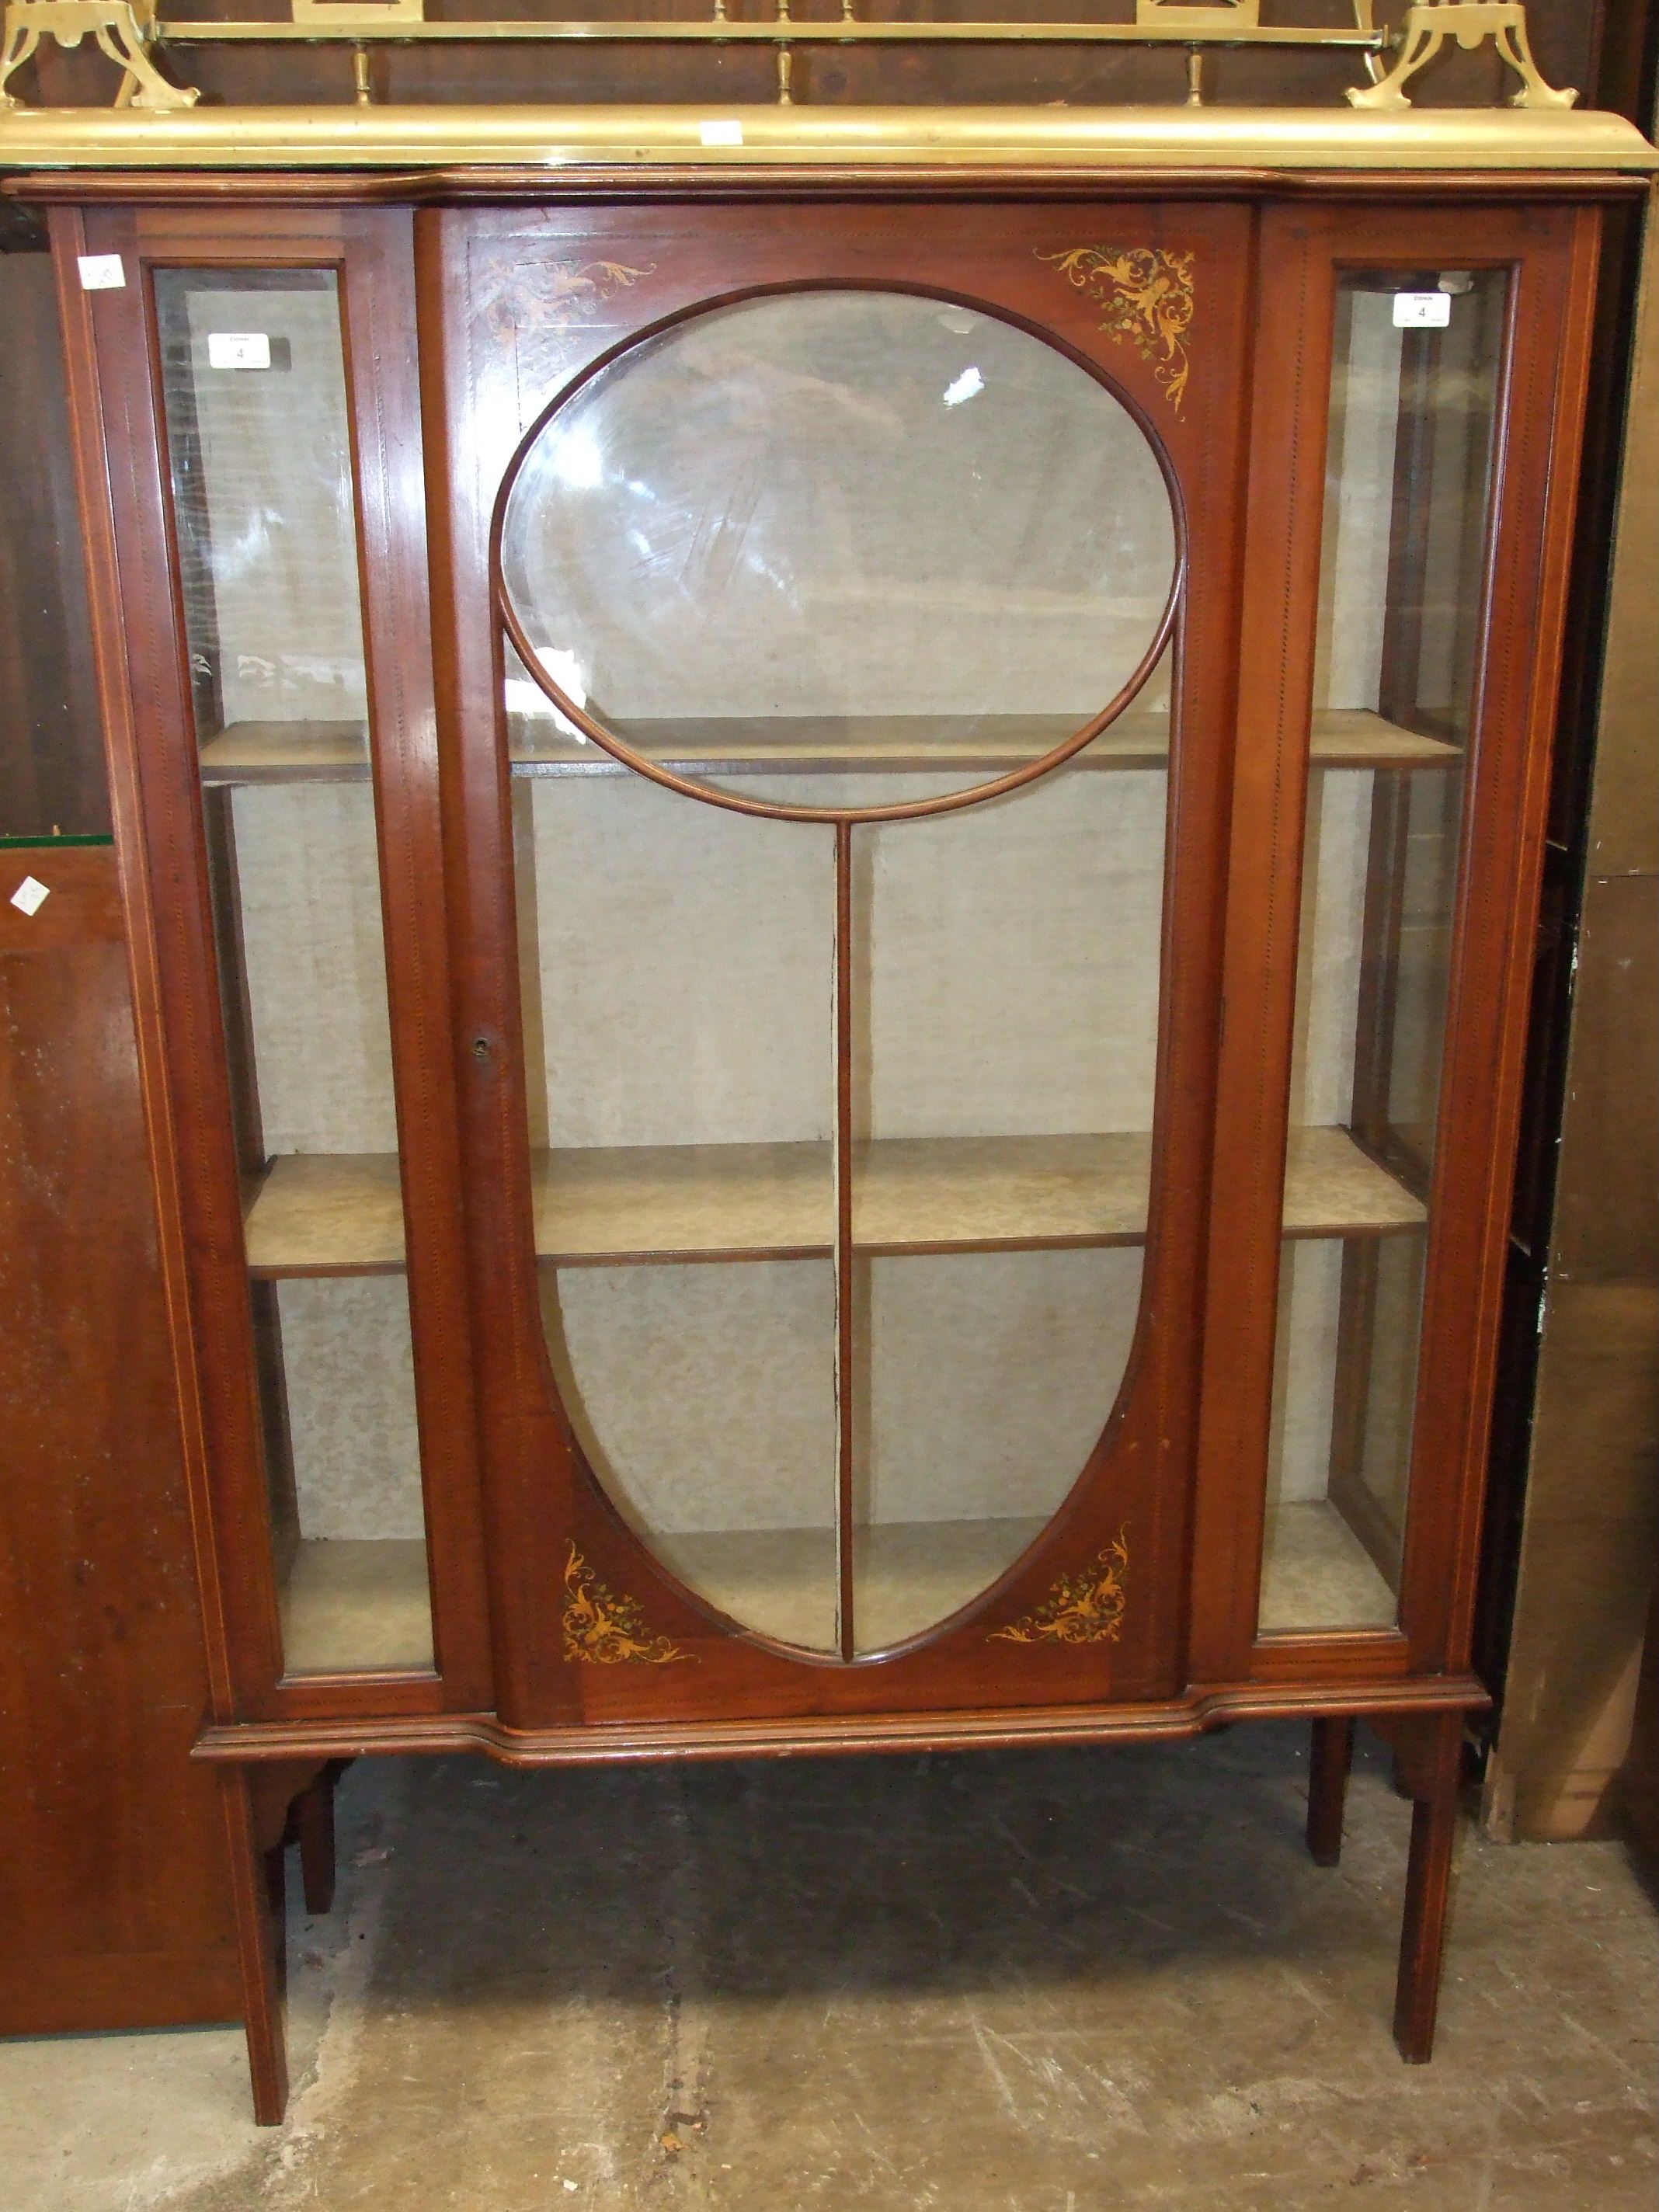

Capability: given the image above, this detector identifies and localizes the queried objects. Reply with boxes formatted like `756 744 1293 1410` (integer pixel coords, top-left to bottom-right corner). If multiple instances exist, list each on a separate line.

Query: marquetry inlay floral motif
989 1529 1129 1647
485 258 656 346
562 1542 692 1665
1038 246 1195 410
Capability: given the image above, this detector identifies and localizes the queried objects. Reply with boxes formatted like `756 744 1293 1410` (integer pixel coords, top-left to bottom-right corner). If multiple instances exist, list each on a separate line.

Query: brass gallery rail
0 0 1578 116
161 6 1389 109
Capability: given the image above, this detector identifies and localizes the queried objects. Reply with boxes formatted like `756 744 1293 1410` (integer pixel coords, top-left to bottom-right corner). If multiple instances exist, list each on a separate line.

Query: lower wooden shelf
280 1538 434 1677
273 1503 1401 1678
1258 1499 1399 1634
243 1126 1428 1277
658 1515 1053 1654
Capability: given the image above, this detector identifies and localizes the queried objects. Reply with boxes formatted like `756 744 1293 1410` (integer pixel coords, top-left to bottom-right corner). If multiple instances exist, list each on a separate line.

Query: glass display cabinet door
1258 268 1507 1635
494 280 1183 1665
151 265 440 1680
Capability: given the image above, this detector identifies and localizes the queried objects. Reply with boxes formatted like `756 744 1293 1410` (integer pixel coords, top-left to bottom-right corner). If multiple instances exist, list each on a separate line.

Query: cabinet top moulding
1 106 1654 185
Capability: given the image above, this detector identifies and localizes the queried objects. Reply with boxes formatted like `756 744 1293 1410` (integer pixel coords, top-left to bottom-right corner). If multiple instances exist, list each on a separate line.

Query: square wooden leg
1306 1714 1356 1867
219 1765 290 2125
294 1758 350 1918
1375 1709 1464 2064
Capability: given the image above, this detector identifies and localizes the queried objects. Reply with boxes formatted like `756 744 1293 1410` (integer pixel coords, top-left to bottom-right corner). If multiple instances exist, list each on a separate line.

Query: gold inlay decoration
562 1542 692 1666
991 1530 1129 1647
485 258 655 346
1039 246 1195 411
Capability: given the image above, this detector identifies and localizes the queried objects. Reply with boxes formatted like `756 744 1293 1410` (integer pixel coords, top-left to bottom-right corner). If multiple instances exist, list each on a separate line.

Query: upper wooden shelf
197 710 1459 788
200 722 370 784
242 1125 1425 1277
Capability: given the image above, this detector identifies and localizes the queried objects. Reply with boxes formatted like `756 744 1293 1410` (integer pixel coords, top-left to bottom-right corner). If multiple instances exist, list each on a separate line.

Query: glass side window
1258 269 1507 1636
499 288 1177 1657
155 269 433 1676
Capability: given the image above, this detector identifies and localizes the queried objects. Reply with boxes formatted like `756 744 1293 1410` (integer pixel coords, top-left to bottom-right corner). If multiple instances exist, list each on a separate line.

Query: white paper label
9 875 50 916
76 255 126 292
207 332 272 370
699 119 745 147
1393 291 1453 329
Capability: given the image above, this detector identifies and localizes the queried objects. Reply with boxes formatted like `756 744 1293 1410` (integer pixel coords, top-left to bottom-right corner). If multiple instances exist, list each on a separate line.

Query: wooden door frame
1188 196 1605 1696
48 197 493 1726
421 193 1255 1733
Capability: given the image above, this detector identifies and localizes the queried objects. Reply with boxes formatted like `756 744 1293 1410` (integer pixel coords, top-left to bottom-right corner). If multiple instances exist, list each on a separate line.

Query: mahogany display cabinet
9 96 1653 2120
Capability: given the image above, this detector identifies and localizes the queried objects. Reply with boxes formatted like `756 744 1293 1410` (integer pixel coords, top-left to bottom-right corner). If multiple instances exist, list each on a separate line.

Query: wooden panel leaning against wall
1481 162 1659 1844
0 236 242 2034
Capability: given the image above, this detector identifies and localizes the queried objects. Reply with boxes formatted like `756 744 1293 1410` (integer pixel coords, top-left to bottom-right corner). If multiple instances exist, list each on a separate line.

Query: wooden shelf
195 711 1460 787
511 707 1459 776
273 1521 1055 1663
199 721 369 784
510 711 1170 776
1258 1499 1398 1634
245 1151 405 1274
243 1125 1425 1276
1309 709 1460 768
280 1538 433 1676
656 1516 1052 1654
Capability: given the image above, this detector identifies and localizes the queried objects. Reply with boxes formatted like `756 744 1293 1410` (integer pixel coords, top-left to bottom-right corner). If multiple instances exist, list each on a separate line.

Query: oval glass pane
499 290 1177 809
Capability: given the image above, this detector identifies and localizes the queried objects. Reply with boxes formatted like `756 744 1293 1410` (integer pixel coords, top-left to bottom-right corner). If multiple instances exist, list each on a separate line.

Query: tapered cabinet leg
1386 1710 1464 2065
1306 1715 1356 1866
295 1759 347 1917
220 1766 290 2126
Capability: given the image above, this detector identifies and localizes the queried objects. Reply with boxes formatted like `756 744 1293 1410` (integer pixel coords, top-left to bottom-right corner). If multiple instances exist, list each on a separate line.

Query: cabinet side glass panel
154 269 433 1676
1259 269 1507 1636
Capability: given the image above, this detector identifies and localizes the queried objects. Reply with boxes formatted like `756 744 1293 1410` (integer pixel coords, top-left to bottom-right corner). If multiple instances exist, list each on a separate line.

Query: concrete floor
3 1723 1654 2211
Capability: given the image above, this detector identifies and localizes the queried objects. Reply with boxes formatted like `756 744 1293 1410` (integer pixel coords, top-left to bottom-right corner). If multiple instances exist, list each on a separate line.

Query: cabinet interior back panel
276 1275 424 1539
547 1246 1143 1535
1314 290 1401 718
182 285 367 728
232 784 397 1156
526 766 1167 1149
1290 770 1369 1129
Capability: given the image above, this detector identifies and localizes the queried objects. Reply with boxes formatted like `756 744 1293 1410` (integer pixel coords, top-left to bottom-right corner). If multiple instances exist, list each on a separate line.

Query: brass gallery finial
1 0 196 110
0 0 1577 118
1349 2 1575 112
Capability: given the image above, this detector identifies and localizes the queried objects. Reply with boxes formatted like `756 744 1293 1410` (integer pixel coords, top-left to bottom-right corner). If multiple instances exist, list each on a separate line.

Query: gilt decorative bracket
1349 2 1575 113
0 0 197 108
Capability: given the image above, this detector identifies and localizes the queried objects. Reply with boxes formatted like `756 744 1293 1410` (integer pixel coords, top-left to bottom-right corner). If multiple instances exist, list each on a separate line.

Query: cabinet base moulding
191 1673 1487 1768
